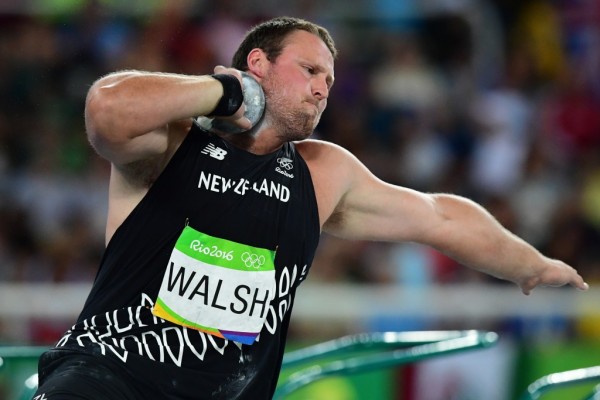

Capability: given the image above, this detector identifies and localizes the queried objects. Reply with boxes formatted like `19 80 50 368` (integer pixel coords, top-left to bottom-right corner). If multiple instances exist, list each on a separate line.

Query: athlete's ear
246 48 267 79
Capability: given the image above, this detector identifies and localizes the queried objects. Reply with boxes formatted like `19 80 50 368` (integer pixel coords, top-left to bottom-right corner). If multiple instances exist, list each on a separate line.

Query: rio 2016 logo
190 240 234 261
241 252 266 269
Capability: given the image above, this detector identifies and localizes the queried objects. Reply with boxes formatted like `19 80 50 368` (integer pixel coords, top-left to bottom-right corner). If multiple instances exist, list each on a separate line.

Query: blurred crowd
0 0 599 343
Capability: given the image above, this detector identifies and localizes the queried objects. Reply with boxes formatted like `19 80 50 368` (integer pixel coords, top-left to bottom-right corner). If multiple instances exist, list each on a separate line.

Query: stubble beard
262 78 319 142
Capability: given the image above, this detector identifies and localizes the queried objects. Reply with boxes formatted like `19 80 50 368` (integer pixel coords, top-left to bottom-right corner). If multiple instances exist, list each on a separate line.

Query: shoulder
293 139 372 228
294 139 356 166
294 139 371 182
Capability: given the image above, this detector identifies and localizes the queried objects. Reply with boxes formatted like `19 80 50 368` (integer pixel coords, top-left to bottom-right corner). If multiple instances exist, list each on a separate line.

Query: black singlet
36 121 321 399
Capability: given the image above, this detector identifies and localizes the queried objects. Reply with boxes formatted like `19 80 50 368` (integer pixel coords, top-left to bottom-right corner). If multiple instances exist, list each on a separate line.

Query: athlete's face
260 30 335 141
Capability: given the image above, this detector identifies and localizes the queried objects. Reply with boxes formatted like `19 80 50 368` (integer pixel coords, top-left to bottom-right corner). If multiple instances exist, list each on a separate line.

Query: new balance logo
34 394 48 400
201 143 227 160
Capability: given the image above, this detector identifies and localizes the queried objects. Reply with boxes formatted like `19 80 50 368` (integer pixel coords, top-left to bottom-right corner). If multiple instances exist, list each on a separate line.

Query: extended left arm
322 145 588 295
405 193 588 295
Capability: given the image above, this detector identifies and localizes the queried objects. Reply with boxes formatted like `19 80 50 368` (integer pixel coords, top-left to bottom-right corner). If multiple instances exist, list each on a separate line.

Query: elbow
85 72 138 148
430 193 457 220
85 80 115 146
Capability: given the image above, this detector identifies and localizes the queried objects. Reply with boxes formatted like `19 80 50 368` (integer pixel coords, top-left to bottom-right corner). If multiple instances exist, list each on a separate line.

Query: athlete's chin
285 128 314 142
295 131 315 141
312 114 322 129
285 123 314 141
282 114 319 141
302 118 320 138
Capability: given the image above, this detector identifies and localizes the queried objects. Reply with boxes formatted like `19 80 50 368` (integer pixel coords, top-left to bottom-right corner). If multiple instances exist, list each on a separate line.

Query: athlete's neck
220 127 285 155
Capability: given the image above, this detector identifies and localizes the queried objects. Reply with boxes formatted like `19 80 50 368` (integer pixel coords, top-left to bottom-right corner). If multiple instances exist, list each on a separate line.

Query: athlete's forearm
85 70 223 143
426 194 585 293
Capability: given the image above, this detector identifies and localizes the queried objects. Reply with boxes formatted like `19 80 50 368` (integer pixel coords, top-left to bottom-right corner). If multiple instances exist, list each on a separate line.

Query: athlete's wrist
207 74 244 117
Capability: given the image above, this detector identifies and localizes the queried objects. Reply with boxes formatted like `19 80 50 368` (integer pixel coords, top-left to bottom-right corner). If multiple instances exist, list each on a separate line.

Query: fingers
210 66 252 131
235 116 253 130
518 262 589 295
520 278 535 295
228 102 251 130
213 65 228 74
565 263 589 291
213 65 242 80
574 276 590 291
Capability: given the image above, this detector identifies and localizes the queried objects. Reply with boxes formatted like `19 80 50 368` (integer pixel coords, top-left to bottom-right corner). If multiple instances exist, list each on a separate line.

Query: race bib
152 226 276 345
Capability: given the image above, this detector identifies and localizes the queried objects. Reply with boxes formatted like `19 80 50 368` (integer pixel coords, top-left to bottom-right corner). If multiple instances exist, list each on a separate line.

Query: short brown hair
231 16 337 70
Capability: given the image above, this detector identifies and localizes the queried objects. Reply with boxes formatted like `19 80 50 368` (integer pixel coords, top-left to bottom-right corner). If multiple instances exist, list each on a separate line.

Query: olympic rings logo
241 252 266 269
277 157 293 170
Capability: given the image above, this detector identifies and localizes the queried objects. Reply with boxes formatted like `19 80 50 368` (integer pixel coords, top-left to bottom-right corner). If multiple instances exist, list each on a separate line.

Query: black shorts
33 350 143 400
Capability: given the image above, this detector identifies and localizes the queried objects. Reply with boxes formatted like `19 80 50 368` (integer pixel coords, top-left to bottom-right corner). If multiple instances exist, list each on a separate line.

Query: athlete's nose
312 77 329 101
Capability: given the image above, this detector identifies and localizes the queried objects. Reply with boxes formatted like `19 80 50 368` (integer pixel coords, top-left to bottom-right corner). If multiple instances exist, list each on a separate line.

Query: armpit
116 154 168 189
323 207 346 233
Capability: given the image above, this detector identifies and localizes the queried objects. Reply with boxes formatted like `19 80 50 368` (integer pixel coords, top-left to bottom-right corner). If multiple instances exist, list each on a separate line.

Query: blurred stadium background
0 0 599 399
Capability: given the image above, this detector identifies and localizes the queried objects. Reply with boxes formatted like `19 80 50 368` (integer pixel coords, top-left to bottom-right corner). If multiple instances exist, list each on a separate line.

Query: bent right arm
85 68 251 243
85 69 246 166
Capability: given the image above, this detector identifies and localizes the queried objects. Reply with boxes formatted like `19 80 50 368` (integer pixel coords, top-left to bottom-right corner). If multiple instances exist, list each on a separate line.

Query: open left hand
518 258 589 295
